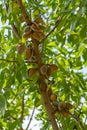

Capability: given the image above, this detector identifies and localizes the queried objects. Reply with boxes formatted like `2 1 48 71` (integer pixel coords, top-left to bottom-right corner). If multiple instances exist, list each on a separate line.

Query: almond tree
0 0 87 130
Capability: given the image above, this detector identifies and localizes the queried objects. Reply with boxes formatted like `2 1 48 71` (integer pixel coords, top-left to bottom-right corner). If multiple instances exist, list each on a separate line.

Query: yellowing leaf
82 106 87 112
13 3 18 8
71 31 78 35
47 42 57 47
35 17 43 24
61 94 65 101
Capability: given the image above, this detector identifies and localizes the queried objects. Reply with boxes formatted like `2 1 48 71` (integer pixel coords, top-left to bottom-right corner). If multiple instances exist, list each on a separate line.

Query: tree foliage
0 0 87 130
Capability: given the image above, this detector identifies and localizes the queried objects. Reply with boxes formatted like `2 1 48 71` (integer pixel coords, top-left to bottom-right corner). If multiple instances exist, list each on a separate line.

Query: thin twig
20 95 25 130
11 23 21 39
0 58 36 64
5 4 21 39
25 107 35 130
44 15 64 41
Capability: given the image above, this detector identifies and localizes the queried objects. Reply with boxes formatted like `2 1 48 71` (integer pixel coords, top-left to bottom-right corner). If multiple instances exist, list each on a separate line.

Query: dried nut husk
25 46 32 60
17 43 26 55
61 110 69 117
22 32 31 39
38 25 45 31
65 103 73 109
31 23 39 32
61 103 73 117
47 64 58 76
28 68 37 77
52 104 58 111
52 101 73 117
32 32 40 41
50 94 57 101
32 32 45 41
31 21 45 33
24 26 30 32
34 17 43 24
46 87 52 97
40 64 48 75
58 102 73 117
49 64 58 72
39 32 46 40
32 24 45 33
24 26 32 35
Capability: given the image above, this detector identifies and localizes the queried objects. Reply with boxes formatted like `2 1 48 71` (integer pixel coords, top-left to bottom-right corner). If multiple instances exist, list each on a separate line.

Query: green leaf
82 106 87 112
0 94 6 116
76 44 86 58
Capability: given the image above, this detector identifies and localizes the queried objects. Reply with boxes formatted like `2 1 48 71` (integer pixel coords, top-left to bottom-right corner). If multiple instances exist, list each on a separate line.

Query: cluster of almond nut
40 64 58 78
16 17 46 71
23 17 45 41
16 16 73 118
16 43 35 62
46 87 73 117
17 43 58 79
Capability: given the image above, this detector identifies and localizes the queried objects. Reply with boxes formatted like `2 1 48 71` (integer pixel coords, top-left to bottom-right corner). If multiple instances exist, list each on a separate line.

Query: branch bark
17 0 32 25
41 91 59 130
33 40 59 130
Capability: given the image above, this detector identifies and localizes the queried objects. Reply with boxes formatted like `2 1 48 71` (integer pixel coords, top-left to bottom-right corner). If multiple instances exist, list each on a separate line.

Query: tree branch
17 0 32 25
43 15 64 41
25 107 35 130
33 40 59 130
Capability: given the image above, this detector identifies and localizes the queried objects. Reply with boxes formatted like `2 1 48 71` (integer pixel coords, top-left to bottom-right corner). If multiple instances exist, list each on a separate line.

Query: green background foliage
0 0 87 129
